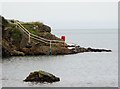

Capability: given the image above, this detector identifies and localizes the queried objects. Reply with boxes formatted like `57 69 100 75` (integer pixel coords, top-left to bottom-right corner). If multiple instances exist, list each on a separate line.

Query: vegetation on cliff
1 16 70 57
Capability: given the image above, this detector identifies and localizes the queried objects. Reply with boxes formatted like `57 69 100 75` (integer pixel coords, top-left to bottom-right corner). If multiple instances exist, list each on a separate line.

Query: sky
1 2 118 29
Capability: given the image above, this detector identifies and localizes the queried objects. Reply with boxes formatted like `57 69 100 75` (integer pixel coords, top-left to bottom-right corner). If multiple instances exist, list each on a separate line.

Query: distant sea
2 29 118 87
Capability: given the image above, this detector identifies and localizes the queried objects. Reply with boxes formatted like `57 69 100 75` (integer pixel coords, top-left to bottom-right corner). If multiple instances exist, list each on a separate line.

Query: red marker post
61 36 66 41
61 36 66 47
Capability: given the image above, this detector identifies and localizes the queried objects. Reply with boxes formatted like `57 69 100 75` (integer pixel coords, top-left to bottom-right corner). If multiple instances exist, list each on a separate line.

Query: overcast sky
2 2 118 29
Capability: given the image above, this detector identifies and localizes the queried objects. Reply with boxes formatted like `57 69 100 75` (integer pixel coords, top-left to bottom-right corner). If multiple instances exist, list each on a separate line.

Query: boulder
38 24 51 33
42 25 51 33
24 70 60 83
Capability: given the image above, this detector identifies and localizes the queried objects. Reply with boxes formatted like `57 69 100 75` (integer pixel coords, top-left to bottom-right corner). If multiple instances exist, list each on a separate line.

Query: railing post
50 41 52 55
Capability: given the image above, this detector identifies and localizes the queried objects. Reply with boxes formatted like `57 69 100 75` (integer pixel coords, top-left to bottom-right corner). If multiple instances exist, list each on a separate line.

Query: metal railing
15 21 65 49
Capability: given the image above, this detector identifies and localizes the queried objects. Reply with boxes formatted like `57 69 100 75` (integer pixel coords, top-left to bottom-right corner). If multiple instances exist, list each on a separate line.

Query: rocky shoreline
1 16 112 58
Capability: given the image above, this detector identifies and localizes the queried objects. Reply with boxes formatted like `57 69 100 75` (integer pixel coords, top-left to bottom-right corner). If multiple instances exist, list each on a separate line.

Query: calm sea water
2 29 118 87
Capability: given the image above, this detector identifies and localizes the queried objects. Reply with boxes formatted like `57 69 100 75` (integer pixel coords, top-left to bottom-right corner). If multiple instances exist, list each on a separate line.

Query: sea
1 29 118 87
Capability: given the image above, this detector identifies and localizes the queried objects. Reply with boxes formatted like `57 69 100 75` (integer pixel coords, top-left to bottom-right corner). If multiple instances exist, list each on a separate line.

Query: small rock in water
24 70 60 83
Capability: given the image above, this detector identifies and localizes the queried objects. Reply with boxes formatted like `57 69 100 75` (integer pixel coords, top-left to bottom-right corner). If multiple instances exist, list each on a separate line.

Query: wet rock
25 43 32 48
86 47 112 52
70 46 112 54
24 70 60 83
37 24 51 33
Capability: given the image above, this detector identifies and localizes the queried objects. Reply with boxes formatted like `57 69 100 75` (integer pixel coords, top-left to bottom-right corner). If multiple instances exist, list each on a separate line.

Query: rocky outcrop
1 16 66 57
1 16 112 57
86 47 111 52
70 46 112 54
24 70 60 83
40 24 51 33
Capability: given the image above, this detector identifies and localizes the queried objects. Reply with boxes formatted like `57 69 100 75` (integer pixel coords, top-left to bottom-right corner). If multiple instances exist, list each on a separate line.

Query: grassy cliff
1 16 112 57
1 16 70 57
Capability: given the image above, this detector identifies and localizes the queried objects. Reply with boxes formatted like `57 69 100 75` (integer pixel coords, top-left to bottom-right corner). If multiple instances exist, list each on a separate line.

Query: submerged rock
24 70 60 83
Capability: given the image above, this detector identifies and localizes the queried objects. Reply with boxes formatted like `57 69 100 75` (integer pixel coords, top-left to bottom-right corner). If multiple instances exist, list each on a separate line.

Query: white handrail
30 33 50 42
15 21 65 45
30 35 49 44
16 21 50 42
16 24 28 35
16 22 30 34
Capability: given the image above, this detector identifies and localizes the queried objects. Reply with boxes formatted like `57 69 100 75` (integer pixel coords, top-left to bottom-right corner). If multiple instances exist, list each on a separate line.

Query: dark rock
87 47 112 52
24 70 60 83
42 25 51 33
2 47 11 57
69 46 112 54
25 43 32 48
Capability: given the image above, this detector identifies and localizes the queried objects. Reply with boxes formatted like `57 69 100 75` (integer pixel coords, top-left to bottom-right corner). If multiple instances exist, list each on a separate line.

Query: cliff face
1 16 70 57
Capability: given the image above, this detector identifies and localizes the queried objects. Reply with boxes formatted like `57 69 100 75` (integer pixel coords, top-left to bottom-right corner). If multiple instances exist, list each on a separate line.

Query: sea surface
1 29 118 87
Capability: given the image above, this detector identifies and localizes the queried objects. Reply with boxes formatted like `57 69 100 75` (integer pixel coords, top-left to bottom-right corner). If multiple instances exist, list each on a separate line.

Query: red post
61 36 65 41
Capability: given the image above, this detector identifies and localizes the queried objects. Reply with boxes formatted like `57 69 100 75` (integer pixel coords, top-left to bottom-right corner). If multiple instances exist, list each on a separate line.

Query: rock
37 24 51 33
11 50 25 56
87 47 112 52
1 16 112 57
24 70 60 83
2 47 11 57
42 25 51 33
69 46 112 54
25 43 32 48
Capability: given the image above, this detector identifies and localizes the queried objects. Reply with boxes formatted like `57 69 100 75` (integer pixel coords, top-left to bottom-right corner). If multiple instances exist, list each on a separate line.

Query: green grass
3 22 22 41
24 22 43 26
17 21 43 35
6 21 50 41
11 28 22 41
